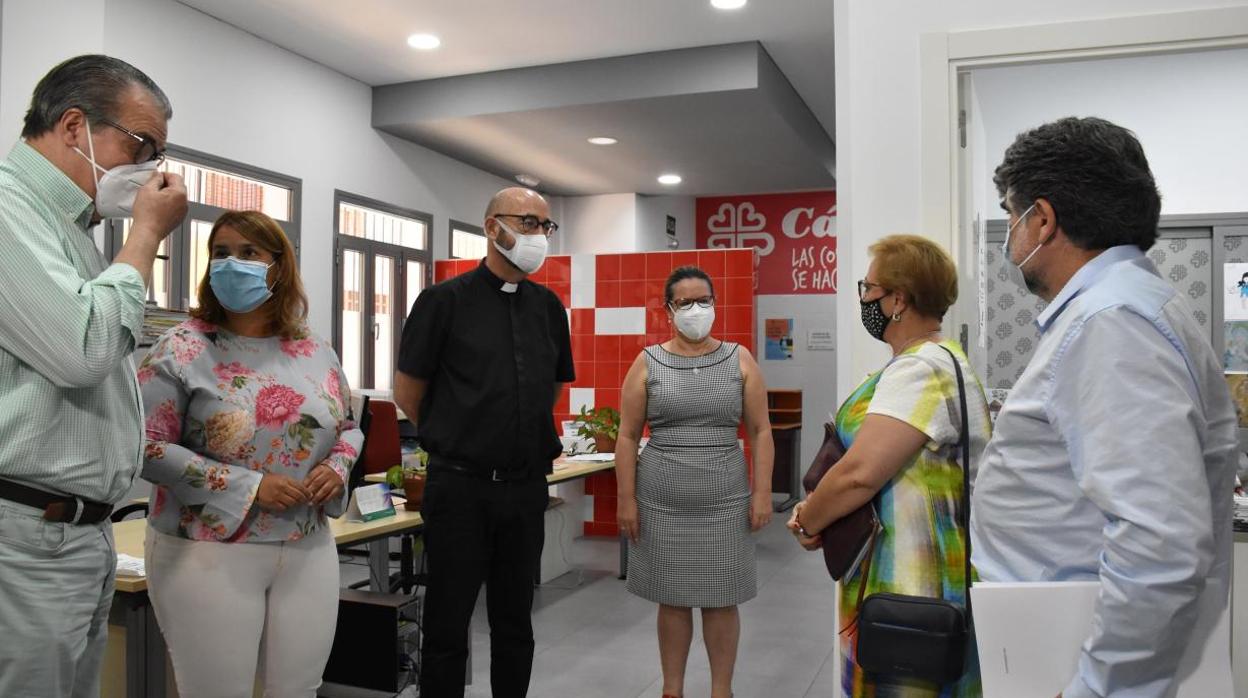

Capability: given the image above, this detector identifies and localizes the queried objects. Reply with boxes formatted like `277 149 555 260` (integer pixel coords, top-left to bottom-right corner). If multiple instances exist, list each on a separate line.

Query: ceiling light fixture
710 0 747 9
406 33 441 50
657 174 683 186
588 136 618 145
515 174 541 188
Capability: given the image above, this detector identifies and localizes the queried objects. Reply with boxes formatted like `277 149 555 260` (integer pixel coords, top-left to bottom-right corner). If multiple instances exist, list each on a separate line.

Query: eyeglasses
99 118 165 164
857 280 886 301
669 296 715 311
494 213 559 237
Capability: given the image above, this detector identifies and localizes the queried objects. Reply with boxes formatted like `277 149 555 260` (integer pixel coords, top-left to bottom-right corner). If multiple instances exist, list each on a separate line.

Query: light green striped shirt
0 141 146 504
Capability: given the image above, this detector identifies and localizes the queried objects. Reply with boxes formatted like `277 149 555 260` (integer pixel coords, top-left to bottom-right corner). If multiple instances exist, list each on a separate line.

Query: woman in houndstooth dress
616 266 775 698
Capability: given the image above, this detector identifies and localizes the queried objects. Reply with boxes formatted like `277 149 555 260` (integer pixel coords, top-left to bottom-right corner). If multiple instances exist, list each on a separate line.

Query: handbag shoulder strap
840 343 972 634
937 344 973 618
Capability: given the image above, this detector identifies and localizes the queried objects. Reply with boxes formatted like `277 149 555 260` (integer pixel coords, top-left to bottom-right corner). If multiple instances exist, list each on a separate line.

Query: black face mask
860 298 891 341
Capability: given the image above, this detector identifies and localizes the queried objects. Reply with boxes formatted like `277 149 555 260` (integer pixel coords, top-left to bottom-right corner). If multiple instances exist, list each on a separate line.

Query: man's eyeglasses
669 296 715 311
494 213 559 237
857 280 886 301
99 118 165 164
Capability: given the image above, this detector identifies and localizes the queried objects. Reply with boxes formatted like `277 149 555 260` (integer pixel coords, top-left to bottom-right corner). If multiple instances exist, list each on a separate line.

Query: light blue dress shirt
971 245 1237 698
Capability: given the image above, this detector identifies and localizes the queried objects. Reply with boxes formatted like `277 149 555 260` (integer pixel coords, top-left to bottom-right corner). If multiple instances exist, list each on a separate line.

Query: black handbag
851 345 973 685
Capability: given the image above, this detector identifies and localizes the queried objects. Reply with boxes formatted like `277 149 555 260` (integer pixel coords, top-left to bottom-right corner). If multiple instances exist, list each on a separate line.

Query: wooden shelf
770 421 802 430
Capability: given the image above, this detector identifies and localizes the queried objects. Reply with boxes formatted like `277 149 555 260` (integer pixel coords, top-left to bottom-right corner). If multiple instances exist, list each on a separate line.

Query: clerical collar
476 260 521 294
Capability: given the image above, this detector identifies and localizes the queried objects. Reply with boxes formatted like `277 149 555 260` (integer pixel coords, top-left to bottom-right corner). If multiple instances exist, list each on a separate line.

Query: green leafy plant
575 405 620 450
385 446 429 489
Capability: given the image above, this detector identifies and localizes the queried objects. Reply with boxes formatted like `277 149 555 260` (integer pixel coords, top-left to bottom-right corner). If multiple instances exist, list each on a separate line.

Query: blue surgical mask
210 257 274 313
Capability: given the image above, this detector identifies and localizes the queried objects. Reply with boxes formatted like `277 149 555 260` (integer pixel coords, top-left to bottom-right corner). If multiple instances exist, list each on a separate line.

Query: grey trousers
0 500 116 698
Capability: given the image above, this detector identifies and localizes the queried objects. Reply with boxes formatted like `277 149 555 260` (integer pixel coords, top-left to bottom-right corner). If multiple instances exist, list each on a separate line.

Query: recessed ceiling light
515 174 541 187
588 136 618 146
711 0 747 9
406 33 441 50
657 174 683 186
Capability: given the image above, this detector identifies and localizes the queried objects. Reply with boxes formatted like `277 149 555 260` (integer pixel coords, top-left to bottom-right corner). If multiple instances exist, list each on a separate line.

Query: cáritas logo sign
696 190 837 295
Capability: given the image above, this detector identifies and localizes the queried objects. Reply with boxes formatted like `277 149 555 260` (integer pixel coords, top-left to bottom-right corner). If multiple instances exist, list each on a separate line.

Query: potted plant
385 446 429 512
575 405 620 453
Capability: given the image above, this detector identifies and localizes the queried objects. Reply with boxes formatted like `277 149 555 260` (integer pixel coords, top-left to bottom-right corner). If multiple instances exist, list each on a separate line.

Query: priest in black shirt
394 187 574 697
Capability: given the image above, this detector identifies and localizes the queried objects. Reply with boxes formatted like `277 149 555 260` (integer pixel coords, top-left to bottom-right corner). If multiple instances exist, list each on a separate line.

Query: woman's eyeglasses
857 280 886 301
669 296 715 311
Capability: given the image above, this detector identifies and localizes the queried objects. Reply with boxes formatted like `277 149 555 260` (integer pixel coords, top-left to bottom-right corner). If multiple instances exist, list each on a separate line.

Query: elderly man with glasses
395 187 573 698
0 55 187 696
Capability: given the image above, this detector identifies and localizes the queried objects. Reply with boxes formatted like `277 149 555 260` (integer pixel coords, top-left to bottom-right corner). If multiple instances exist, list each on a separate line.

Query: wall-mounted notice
765 318 795 360
807 329 835 351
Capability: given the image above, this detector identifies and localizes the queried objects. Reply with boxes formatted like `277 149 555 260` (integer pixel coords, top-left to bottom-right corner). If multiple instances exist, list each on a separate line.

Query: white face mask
673 304 715 342
73 118 157 219
493 219 548 275
1001 202 1039 293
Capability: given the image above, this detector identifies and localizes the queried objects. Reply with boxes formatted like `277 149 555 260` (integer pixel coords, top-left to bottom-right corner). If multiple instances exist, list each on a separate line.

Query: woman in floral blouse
139 210 363 697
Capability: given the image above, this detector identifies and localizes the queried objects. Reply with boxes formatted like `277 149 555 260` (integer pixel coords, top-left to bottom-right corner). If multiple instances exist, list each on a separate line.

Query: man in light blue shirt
972 117 1236 698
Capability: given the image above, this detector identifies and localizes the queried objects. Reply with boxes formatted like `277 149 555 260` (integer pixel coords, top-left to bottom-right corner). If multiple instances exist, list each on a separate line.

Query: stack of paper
116 553 145 577
139 303 189 347
563 454 615 463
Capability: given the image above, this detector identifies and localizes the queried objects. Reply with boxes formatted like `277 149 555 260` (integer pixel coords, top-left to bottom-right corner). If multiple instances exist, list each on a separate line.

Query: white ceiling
177 0 836 138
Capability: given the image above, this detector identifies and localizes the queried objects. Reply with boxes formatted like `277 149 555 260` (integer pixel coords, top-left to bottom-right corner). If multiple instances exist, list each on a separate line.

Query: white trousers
145 526 340 698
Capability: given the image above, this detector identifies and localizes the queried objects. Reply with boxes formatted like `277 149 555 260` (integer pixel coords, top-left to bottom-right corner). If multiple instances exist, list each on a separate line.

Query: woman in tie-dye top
789 235 991 697
138 210 362 698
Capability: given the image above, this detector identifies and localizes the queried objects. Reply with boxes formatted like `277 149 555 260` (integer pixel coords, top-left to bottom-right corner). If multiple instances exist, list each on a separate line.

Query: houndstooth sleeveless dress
625 341 757 608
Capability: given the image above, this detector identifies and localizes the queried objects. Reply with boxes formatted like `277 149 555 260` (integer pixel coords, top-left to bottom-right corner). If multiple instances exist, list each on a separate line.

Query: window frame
448 218 486 260
331 190 434 391
105 144 302 311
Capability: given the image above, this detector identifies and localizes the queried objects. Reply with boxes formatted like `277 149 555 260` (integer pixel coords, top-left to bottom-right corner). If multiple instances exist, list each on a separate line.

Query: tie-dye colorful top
836 340 990 698
138 319 364 543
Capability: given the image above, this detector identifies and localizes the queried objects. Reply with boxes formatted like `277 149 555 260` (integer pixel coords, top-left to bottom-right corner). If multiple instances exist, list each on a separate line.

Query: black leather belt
0 478 113 525
428 455 538 482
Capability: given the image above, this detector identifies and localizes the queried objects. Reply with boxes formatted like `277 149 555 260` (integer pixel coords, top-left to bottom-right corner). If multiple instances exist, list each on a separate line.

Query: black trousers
419 468 548 698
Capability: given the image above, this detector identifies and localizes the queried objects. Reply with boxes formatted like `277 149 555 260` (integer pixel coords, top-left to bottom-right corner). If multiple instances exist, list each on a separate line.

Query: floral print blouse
138 319 363 543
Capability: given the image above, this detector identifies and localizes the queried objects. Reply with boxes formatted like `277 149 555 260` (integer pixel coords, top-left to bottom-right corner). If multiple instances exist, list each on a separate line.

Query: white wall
972 48 1248 218
559 193 638 254
636 194 696 252
755 295 838 482
0 0 106 144
832 0 1248 401
0 0 514 338
557 192 695 254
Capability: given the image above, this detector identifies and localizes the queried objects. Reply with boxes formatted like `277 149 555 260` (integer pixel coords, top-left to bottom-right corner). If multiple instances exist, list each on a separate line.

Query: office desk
364 456 620 577
363 455 616 486
106 510 425 698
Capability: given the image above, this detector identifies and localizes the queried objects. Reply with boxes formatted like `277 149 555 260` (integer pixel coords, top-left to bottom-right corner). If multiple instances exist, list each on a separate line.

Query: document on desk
563 454 615 463
116 553 146 577
971 581 1232 698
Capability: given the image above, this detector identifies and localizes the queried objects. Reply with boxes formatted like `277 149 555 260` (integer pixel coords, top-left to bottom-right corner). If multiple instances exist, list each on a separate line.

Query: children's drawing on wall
1224 263 1248 321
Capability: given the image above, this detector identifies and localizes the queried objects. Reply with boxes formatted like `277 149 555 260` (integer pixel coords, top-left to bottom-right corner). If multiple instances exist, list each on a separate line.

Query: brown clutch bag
802 422 880 581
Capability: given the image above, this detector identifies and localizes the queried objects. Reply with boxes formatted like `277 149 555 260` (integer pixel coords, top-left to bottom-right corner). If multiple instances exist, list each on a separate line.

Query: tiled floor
330 516 841 698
